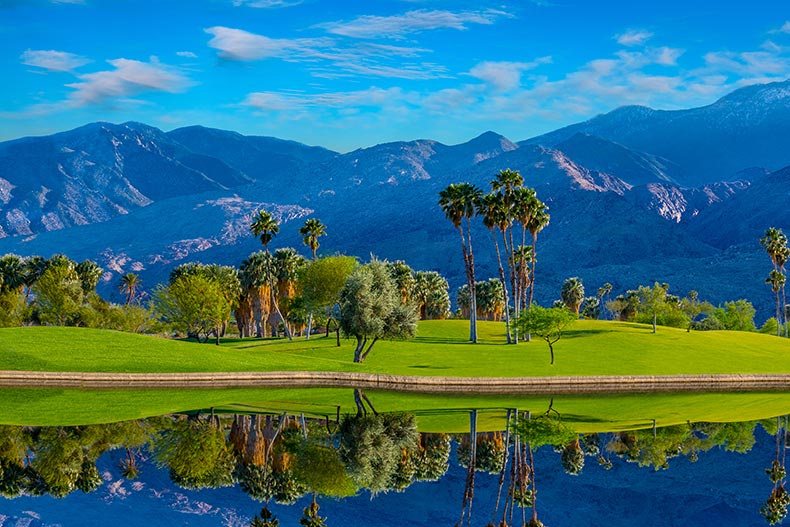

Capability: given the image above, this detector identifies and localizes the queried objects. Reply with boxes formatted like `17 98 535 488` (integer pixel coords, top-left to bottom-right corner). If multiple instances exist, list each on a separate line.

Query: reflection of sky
0 427 777 526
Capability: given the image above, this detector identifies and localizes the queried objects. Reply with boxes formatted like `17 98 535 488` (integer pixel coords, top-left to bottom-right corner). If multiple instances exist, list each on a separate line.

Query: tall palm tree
526 200 550 310
239 252 274 338
251 210 280 252
119 273 140 306
510 187 538 313
249 211 291 340
439 183 482 343
762 228 790 336
274 248 306 335
597 282 613 320
478 192 513 343
299 218 327 260
767 270 786 336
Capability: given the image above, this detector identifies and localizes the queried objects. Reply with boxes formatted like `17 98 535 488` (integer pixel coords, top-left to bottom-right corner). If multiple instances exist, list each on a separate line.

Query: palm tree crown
251 210 280 252
299 218 327 260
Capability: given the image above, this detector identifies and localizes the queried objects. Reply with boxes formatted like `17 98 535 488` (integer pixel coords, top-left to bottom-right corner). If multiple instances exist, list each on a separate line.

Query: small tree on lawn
517 305 576 365
339 260 418 363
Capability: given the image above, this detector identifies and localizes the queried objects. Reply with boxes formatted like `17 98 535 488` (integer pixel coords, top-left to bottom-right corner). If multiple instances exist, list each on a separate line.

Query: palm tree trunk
503 228 518 344
492 231 513 344
269 281 292 341
306 312 313 340
456 223 475 343
466 217 478 344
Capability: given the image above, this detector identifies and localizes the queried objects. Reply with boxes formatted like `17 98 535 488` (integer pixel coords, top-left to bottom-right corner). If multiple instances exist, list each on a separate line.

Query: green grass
2 319 790 430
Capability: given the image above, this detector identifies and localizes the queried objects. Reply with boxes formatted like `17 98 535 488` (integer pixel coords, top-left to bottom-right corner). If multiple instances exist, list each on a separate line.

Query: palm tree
119 273 140 306
251 210 280 252
249 211 291 340
274 248 306 335
239 252 274 338
478 192 513 343
761 228 790 337
560 277 585 315
0 254 25 293
75 260 103 295
767 270 786 336
413 271 450 320
439 183 482 343
511 187 538 312
299 218 327 260
526 199 550 310
597 282 613 319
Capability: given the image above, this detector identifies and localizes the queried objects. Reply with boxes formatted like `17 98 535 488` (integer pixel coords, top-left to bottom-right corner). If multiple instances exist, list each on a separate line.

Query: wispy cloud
769 21 790 34
65 57 194 106
204 26 332 61
21 49 91 72
232 0 303 7
176 51 198 58
317 9 508 39
468 58 551 91
616 29 654 47
242 86 414 111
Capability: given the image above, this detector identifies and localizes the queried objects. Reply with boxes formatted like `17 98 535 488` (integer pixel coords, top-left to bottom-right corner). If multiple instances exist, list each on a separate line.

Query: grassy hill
1 319 790 430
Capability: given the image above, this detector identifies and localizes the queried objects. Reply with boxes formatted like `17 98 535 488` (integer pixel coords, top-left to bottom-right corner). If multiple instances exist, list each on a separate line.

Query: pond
0 399 788 526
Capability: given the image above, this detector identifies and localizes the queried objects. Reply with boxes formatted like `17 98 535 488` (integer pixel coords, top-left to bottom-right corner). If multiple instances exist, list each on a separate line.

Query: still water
0 409 786 527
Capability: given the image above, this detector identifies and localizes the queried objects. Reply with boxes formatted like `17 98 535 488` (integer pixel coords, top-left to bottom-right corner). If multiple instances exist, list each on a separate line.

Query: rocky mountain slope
0 81 788 318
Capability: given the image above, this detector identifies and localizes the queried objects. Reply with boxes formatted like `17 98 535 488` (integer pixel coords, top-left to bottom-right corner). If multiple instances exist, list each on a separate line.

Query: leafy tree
560 277 585 314
293 443 357 498
300 255 358 343
339 260 418 363
517 305 577 365
439 183 483 343
154 274 231 344
680 291 713 332
33 258 83 326
711 300 757 331
636 282 670 333
299 218 327 260
155 418 235 489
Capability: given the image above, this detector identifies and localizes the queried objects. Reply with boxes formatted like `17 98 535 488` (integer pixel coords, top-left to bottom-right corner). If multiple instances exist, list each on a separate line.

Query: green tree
711 300 757 331
637 282 670 333
339 260 418 362
680 291 713 332
299 218 327 260
154 274 231 344
439 183 483 343
33 258 83 326
580 296 600 320
560 277 585 315
299 255 358 343
517 305 577 365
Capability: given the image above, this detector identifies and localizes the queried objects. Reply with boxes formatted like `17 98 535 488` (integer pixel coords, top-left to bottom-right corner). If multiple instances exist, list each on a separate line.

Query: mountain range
1 80 790 319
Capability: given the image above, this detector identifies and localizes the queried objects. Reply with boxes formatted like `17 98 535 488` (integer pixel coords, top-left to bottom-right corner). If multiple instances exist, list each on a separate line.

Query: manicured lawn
1 319 790 430
1 319 790 376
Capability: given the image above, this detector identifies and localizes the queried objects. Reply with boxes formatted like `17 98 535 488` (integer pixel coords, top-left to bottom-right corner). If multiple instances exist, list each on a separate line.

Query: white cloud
243 86 414 111
318 9 508 39
204 26 332 61
468 58 551 91
21 49 91 72
65 57 194 106
176 51 198 58
769 21 790 34
232 0 303 7
616 29 654 47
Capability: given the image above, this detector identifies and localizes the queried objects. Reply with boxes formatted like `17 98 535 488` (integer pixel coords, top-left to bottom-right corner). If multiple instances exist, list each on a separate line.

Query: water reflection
0 405 787 526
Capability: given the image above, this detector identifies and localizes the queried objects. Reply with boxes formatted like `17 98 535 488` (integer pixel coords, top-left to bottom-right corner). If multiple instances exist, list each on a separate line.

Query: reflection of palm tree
119 448 140 479
299 493 328 527
762 415 790 525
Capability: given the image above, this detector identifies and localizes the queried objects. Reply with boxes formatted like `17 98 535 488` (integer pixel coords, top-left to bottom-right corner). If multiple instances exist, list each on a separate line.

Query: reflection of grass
2 319 790 428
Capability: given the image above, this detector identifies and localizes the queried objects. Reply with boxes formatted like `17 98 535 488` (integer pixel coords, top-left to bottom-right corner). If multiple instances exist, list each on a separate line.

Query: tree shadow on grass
562 328 619 338
413 336 471 345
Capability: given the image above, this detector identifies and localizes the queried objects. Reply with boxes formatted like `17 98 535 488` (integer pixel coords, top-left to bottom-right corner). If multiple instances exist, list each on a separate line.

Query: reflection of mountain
0 414 779 527
2 81 790 317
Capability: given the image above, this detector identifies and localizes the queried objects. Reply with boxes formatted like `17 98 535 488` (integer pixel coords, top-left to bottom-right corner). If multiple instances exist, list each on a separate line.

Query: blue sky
2 0 789 151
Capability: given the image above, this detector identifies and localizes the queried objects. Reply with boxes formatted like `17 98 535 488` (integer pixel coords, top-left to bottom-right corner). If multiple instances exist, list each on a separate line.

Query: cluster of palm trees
439 169 549 344
761 227 789 337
